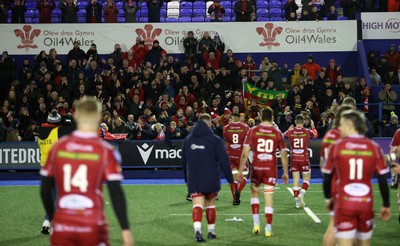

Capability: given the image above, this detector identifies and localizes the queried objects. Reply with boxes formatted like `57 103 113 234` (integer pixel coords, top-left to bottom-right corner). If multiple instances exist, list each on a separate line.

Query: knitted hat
391 111 398 120
47 110 61 124
211 112 219 121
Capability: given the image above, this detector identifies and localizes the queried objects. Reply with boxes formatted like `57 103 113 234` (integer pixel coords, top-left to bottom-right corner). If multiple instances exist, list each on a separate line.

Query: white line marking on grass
169 213 330 216
287 187 294 197
303 207 322 223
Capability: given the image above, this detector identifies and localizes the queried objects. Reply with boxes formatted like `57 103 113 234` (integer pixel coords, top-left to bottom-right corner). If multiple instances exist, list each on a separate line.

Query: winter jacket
123 1 139 23
182 121 233 194
37 0 55 23
59 2 78 23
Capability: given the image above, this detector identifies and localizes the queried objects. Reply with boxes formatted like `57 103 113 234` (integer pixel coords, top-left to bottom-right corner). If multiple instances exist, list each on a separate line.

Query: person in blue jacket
182 113 234 242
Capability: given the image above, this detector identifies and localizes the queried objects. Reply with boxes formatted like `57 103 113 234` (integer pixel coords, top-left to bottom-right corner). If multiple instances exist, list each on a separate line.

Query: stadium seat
256 0 269 8
205 16 210 22
192 16 204 22
257 16 269 21
25 17 33 23
26 2 36 10
77 2 86 9
51 16 60 23
180 8 192 17
222 16 230 22
223 8 232 17
116 2 123 8
167 1 180 9
270 16 283 21
52 9 61 17
166 17 179 22
136 11 141 18
256 8 269 17
160 17 165 22
167 8 180 17
338 16 348 20
25 10 35 18
179 16 191 22
269 8 282 17
33 17 39 23
140 2 147 9
180 2 192 9
269 0 281 9
78 16 86 23
139 17 148 22
220 1 231 8
192 8 205 16
193 1 205 9
118 17 125 22
141 9 148 17
77 9 86 17
160 9 167 17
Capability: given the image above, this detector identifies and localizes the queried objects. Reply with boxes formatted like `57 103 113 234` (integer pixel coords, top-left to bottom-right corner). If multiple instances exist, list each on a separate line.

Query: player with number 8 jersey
40 97 133 246
223 113 250 205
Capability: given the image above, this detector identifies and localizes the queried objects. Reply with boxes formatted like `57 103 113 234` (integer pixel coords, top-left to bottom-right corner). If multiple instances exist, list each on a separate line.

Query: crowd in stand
0 29 399 141
0 0 398 24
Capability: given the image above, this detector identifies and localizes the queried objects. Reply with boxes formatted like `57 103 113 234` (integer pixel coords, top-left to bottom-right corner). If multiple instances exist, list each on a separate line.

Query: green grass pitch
0 183 398 246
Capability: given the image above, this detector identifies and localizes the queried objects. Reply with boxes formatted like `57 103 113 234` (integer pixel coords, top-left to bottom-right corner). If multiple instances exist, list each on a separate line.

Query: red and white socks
192 205 217 234
251 197 260 226
300 181 309 197
206 206 216 234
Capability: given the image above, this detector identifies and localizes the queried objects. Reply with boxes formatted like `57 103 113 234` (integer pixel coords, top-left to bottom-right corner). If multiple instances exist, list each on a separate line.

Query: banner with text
243 81 288 109
0 21 357 55
0 138 392 169
361 12 400 40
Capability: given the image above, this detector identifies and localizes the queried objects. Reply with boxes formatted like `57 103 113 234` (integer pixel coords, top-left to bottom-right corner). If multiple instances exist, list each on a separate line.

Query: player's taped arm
40 176 55 221
107 181 130 230
377 174 390 207
323 173 332 199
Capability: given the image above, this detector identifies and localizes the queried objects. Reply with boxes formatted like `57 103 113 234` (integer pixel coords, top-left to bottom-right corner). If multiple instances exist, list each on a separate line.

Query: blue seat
180 2 192 9
256 0 269 8
205 16 210 22
192 16 204 22
33 17 39 23
52 9 61 16
78 16 86 23
222 16 230 22
270 16 283 21
26 2 36 10
220 1 231 8
256 8 269 17
193 2 205 9
269 0 281 9
77 9 86 17
25 17 33 23
77 2 86 9
166 17 178 22
223 8 231 17
118 16 125 22
51 16 60 23
116 2 123 8
26 10 35 18
257 16 269 21
160 17 165 22
141 9 148 17
180 8 192 16
139 17 148 22
179 16 191 22
269 8 282 17
140 2 147 9
160 8 167 17
193 8 205 16
338 16 348 20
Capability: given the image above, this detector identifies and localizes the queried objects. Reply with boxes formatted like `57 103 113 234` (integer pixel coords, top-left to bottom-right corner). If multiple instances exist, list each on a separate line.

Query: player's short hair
340 109 367 134
342 97 356 109
231 113 240 121
198 113 212 125
295 114 304 124
261 107 274 122
333 105 352 129
74 96 102 124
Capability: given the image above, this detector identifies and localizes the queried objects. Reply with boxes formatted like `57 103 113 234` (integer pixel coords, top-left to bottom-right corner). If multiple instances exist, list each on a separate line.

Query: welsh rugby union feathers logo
14 25 41 51
135 24 162 49
256 23 283 49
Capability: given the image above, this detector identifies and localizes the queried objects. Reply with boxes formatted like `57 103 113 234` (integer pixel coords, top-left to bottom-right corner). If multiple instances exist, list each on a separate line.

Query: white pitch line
287 187 294 197
169 213 330 216
304 207 322 223
286 187 322 224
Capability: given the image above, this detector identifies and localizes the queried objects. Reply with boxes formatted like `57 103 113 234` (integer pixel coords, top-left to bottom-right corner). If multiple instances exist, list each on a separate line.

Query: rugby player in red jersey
223 113 250 205
322 109 390 246
40 97 133 246
238 107 289 237
284 114 318 208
